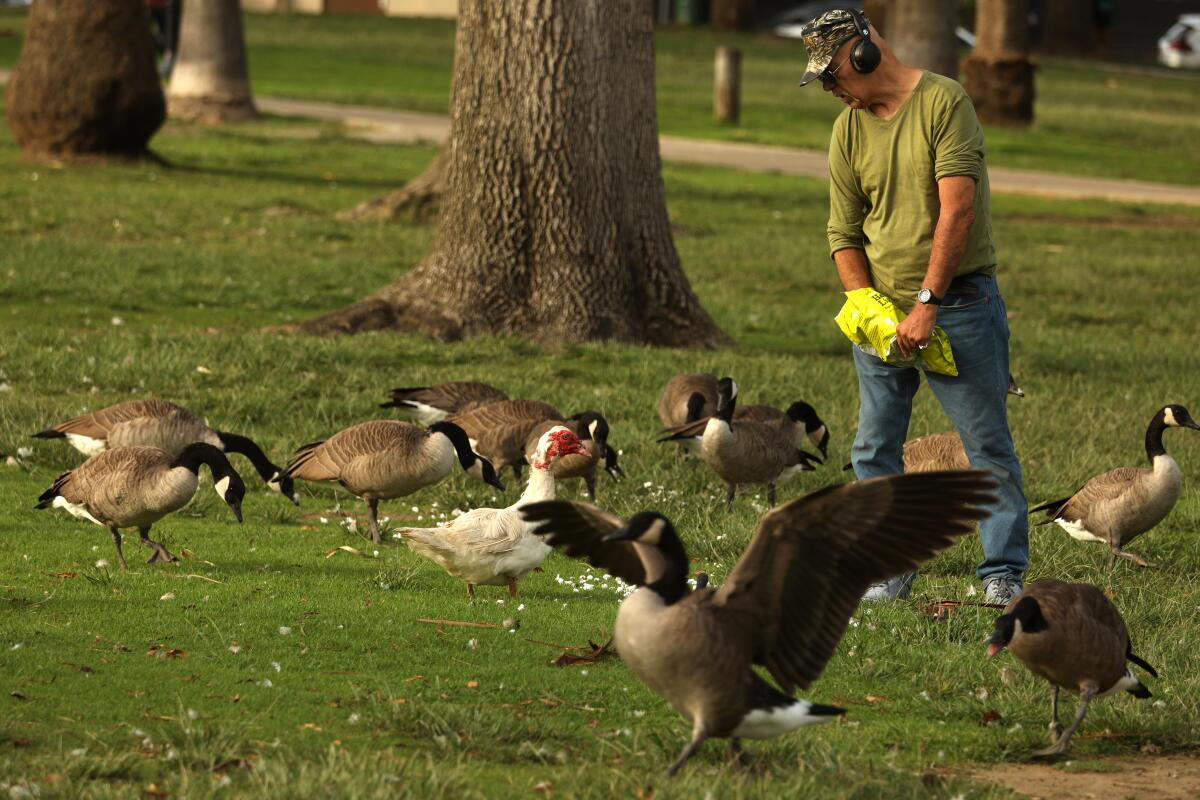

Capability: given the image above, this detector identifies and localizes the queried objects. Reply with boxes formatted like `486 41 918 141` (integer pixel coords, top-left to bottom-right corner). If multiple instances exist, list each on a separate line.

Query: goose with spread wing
520 469 997 774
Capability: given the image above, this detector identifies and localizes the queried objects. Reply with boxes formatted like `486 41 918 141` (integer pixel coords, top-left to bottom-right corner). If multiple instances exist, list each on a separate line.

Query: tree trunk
962 0 1035 127
709 0 754 30
168 0 258 122
1038 0 1094 56
863 0 889 37
298 0 729 348
340 148 449 222
887 0 959 80
6 0 165 159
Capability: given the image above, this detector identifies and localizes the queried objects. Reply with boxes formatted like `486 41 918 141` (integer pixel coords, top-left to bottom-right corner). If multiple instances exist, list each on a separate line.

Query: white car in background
1158 15 1200 68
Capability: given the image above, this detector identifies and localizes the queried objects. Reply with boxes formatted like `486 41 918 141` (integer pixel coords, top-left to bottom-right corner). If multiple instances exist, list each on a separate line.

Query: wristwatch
917 288 942 306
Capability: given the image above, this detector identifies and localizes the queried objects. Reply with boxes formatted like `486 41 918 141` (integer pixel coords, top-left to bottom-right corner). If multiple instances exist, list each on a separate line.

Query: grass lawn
2 70 1200 799
1 9 1200 186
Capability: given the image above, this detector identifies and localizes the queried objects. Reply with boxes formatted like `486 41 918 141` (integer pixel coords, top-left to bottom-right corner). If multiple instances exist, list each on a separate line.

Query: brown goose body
35 443 246 570
448 399 563 471
521 412 616 498
284 420 501 544
522 470 997 774
381 381 508 425
34 399 296 503
1029 405 1200 565
902 431 970 473
988 579 1156 757
657 373 718 428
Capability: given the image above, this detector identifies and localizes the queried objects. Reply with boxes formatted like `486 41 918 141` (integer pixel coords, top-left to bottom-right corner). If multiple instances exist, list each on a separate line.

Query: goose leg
1048 685 1063 741
507 577 519 598
109 525 129 571
139 527 176 564
1113 547 1153 568
724 483 736 511
366 498 381 544
584 472 597 501
1032 685 1096 758
667 724 709 776
727 738 751 770
466 583 476 601
767 483 776 507
511 463 523 482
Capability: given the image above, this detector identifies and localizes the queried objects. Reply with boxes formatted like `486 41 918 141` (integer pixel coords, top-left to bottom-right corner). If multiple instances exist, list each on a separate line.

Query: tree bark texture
6 0 165 159
168 0 259 122
962 0 1035 127
863 0 889 37
300 0 730 348
887 0 959 80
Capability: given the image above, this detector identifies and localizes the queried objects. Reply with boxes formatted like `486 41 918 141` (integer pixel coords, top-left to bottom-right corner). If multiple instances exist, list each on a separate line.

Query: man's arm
893 175 976 356
833 247 872 291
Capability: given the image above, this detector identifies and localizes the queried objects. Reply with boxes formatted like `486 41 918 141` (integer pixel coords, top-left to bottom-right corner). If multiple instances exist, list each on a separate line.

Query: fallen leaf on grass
552 639 612 668
12 739 33 748
144 783 169 797
298 723 322 732
230 694 241 703
864 695 887 704
213 758 254 773
146 645 186 659
532 781 553 795
466 680 480 688
980 709 1003 726
11 691 27 701
46 572 77 579
324 545 376 559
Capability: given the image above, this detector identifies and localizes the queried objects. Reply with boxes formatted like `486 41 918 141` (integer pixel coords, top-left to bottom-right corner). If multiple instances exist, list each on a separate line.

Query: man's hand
895 303 937 358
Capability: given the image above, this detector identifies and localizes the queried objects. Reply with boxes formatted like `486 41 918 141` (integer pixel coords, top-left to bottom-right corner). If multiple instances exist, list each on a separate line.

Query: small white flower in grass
278 626 292 636
975 687 989 700
16 447 32 459
258 678 273 688
215 774 232 788
467 639 478 650
9 643 22 651
132 728 145 737
186 708 198 720
228 644 241 654
517 604 526 611
919 691 931 701
318 517 328 524
580 669 589 676
1007 724 1022 733
95 559 109 568
111 316 124 326
272 662 281 673
347 713 361 724
966 585 978 597
160 593 175 601
69 748 86 757
411 506 419 513
372 550 379 557
91 546 99 552
632 710 645 718
643 481 653 489
1153 700 1166 708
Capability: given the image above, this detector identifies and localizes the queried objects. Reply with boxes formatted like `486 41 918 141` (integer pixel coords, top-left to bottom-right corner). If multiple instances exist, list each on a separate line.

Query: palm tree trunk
887 0 959 80
961 0 1035 127
168 0 258 122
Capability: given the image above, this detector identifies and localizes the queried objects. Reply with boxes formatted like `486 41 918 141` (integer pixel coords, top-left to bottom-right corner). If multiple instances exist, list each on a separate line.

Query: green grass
2 9 1200 186
2 95 1200 797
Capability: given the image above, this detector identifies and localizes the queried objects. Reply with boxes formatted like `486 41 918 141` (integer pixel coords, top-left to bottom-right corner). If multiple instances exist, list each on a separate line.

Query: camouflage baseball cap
798 9 871 87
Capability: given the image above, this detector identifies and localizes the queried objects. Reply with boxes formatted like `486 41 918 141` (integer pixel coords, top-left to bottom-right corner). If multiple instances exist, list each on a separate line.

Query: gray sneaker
862 571 916 601
984 576 1024 605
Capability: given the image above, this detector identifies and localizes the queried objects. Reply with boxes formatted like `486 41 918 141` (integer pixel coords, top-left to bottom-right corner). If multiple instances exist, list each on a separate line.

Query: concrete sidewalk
1 62 1195 207
258 96 1200 208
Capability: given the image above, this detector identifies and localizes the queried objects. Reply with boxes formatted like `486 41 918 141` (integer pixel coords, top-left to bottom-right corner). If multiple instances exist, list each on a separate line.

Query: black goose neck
173 442 233 476
430 421 476 469
715 392 736 423
644 532 690 605
685 392 707 423
217 431 279 481
1145 415 1168 463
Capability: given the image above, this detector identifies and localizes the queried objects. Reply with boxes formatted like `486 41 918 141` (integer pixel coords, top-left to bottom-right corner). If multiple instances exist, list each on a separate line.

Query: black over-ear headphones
845 8 881 75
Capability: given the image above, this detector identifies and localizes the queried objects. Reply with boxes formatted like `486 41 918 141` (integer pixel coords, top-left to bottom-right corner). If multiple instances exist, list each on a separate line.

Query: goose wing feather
713 470 997 693
46 399 198 439
519 500 645 585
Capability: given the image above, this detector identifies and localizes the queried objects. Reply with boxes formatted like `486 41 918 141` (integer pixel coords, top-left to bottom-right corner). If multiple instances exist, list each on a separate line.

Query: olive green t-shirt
826 71 996 309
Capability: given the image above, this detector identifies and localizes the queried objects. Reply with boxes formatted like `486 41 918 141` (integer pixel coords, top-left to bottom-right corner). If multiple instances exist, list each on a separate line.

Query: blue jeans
851 274 1028 584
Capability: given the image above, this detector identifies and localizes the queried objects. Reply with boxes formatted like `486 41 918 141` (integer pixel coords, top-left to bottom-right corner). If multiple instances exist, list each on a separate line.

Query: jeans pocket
939 284 989 312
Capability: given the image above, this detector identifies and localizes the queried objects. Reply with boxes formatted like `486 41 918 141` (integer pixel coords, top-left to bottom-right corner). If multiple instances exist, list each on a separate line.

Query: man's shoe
984 576 1024 605
862 571 916 601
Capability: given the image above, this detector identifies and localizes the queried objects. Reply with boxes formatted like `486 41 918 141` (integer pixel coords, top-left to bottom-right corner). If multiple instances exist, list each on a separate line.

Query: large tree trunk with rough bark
6 0 165 159
168 0 258 122
887 0 959 79
962 0 1035 127
299 0 728 348
1038 0 1094 56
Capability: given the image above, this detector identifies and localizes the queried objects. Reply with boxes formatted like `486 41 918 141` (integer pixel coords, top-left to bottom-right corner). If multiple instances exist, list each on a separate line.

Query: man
800 9 1027 604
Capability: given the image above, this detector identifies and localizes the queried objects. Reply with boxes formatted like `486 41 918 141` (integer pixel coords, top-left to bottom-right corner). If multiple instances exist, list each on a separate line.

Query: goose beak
230 502 244 524
601 525 637 543
606 463 625 480
800 450 823 469
986 642 1004 658
487 474 506 492
290 492 301 507
1185 421 1200 432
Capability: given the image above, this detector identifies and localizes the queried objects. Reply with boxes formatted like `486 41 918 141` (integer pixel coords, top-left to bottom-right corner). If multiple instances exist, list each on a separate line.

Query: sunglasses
819 51 853 87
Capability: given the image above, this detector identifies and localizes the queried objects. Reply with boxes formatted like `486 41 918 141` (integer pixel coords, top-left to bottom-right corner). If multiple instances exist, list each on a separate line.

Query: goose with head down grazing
447 398 563 480
33 399 297 504
657 373 719 459
35 443 246 569
986 579 1157 758
659 378 822 509
380 381 509 426
521 469 997 774
282 420 503 544
399 427 588 598
1029 404 1200 567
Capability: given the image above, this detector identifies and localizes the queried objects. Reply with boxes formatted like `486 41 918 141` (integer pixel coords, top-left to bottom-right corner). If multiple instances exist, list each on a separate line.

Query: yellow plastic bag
834 288 958 376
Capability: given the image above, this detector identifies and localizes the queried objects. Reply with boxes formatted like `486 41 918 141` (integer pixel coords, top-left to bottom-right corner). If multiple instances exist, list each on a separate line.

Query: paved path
1 64 1194 207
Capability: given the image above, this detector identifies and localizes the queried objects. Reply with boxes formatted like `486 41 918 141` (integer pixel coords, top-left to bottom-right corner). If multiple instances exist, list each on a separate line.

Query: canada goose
735 401 830 460
399 427 588 598
521 470 997 774
657 373 718 459
282 420 503 544
1029 404 1200 567
659 378 821 509
522 411 621 499
447 399 563 480
34 443 246 570
379 381 508 425
33 399 297 505
986 579 1157 758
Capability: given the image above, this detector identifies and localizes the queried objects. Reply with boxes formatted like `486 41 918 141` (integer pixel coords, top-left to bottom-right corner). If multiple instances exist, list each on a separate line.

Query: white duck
399 426 588 598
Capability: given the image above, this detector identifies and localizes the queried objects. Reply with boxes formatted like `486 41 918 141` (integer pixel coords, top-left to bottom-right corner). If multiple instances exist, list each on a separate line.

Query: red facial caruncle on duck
531 429 587 470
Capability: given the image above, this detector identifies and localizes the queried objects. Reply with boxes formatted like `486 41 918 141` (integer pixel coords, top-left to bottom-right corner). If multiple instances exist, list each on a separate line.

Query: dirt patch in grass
968 753 1200 799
